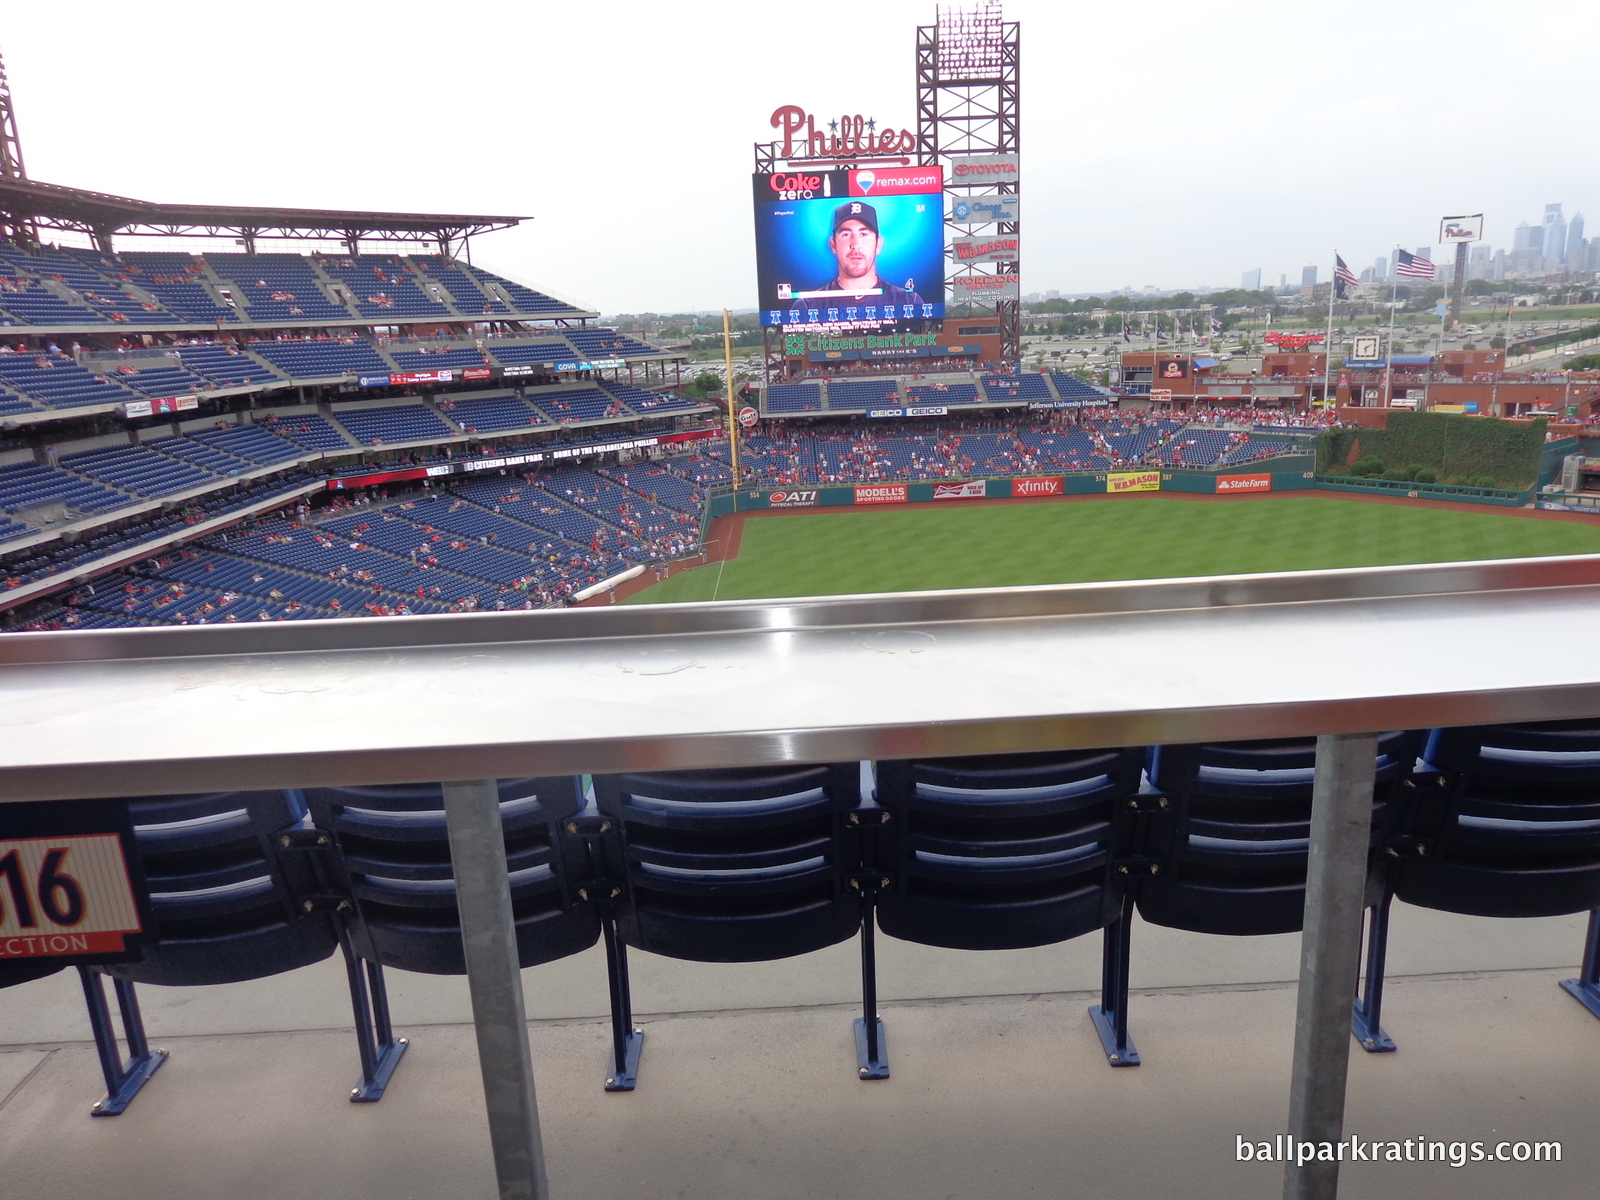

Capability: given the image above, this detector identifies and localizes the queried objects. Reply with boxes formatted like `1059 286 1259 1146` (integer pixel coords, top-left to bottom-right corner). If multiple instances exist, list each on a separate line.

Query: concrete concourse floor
1 903 1596 1200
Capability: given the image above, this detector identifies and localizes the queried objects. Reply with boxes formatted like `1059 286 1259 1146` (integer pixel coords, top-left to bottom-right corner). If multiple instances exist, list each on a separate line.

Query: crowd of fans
6 407 1315 631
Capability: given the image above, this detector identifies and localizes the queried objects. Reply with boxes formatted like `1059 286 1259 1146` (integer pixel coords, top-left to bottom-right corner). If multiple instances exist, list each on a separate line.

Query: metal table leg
1283 733 1378 1200
443 779 549 1200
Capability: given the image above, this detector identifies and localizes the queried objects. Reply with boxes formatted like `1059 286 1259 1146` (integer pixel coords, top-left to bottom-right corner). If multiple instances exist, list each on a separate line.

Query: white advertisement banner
949 193 1019 225
948 273 1021 301
933 480 986 499
950 234 1020 264
1439 214 1484 243
947 154 1020 183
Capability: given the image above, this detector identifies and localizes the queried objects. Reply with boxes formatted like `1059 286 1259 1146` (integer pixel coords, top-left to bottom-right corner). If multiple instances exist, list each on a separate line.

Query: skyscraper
1373 256 1387 281
1566 213 1585 267
1301 266 1318 287
1543 204 1567 268
1241 268 1261 290
1513 222 1542 252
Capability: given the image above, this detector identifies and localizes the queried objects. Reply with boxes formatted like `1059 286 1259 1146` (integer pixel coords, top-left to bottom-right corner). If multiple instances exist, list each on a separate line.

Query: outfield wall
716 455 1316 513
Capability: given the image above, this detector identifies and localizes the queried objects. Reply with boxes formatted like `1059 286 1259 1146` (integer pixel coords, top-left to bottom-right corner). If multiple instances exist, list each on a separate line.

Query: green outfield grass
626 493 1600 604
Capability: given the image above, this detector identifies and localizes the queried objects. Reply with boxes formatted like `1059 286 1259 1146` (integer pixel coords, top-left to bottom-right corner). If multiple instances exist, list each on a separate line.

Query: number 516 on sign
0 834 144 959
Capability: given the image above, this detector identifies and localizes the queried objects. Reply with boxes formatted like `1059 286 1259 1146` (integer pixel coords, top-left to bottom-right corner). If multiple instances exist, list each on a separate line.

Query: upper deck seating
61 444 219 498
319 256 452 321
465 266 585 316
445 394 550 434
980 374 1052 402
172 344 285 389
252 339 390 380
207 254 352 322
0 355 142 409
826 378 902 411
766 383 824 414
335 404 455 446
255 411 352 452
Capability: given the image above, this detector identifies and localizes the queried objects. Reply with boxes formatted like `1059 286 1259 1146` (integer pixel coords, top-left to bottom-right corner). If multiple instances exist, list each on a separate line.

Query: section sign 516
0 801 150 963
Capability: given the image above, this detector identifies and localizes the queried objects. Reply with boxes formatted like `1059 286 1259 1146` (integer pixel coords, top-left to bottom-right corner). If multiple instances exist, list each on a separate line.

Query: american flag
1334 254 1359 297
1395 248 1435 280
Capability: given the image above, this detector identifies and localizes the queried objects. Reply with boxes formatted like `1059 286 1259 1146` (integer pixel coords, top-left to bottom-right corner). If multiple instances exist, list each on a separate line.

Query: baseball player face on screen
828 204 881 290
817 200 923 306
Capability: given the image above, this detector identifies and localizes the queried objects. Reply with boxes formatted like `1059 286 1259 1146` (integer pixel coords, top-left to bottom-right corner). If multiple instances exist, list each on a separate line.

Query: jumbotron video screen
753 165 944 329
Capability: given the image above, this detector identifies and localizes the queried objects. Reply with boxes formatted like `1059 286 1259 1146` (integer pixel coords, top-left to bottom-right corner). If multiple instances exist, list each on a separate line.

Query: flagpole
1385 247 1398 409
1324 253 1339 412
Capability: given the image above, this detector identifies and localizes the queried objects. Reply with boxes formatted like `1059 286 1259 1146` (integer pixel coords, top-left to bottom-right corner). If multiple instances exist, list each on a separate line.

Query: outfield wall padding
723 456 1316 512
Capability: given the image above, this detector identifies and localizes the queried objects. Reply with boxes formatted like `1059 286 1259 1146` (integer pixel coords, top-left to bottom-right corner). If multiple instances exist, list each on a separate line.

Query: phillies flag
1395 248 1435 279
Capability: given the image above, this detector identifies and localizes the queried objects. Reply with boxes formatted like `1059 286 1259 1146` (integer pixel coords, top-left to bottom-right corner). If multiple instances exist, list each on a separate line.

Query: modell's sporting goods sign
854 484 908 505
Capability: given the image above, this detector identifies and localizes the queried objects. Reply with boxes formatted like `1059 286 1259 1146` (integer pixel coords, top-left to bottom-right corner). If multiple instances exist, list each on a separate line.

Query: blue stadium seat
591 764 869 1084
1123 733 1422 1062
1354 721 1600 1051
105 790 403 1102
302 779 598 975
874 748 1145 1065
301 779 598 1095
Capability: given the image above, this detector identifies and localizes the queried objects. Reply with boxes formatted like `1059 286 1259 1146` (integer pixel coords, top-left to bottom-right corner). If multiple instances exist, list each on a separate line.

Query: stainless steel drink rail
6 553 1600 1200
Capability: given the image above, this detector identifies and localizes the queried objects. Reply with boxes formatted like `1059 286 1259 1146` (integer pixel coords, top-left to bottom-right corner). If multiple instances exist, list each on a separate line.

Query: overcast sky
6 0 1596 313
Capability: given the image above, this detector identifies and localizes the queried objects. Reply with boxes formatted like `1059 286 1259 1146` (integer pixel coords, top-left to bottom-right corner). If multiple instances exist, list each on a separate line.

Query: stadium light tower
918 1 1020 363
0 49 37 246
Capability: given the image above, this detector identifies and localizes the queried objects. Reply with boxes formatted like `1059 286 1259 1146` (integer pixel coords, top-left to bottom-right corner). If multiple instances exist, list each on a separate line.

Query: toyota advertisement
754 166 944 330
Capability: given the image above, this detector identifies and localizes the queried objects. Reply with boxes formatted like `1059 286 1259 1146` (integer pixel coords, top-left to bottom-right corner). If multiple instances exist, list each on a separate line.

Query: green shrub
1353 411 1543 488
1448 475 1469 486
1414 468 1438 484
1381 468 1408 481
1490 336 1506 349
1351 456 1384 476
1474 476 1498 489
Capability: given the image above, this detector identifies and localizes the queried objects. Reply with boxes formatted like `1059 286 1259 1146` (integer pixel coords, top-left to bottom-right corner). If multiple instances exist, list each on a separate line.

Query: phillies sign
770 104 916 160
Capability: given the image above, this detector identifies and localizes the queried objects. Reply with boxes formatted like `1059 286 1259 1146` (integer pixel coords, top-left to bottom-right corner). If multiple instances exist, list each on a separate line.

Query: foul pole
722 309 741 489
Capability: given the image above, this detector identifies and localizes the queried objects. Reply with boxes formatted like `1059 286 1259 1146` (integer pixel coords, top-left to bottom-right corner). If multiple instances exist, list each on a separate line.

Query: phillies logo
770 105 916 160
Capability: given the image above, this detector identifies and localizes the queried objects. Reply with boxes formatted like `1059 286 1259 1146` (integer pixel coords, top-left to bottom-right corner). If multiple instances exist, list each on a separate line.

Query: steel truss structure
0 50 37 246
918 2 1020 362
0 177 524 257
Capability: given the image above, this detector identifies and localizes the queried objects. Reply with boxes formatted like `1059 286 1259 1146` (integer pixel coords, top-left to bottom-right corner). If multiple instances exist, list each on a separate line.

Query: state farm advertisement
933 480 986 500
1216 473 1272 493
1107 471 1161 493
854 484 908 505
768 489 819 508
1011 477 1065 497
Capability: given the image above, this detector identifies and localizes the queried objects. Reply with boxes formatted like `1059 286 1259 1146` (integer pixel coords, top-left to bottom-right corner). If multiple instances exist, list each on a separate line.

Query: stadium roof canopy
0 176 527 252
